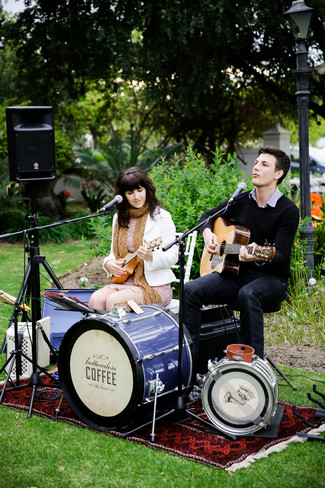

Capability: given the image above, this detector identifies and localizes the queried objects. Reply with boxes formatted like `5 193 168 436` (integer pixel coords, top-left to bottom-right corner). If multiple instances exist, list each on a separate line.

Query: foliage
84 213 114 257
0 211 96 244
314 221 325 266
64 211 97 241
68 132 182 212
2 0 325 157
88 146 246 273
271 271 325 347
310 192 325 267
267 222 325 347
81 182 107 213
286 116 325 147
37 213 96 243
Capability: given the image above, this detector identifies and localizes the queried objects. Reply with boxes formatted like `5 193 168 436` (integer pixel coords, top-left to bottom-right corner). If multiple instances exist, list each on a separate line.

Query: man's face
252 153 283 187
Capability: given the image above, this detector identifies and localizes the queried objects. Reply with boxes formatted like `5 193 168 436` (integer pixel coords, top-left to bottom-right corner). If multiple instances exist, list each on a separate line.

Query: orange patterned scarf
113 206 161 304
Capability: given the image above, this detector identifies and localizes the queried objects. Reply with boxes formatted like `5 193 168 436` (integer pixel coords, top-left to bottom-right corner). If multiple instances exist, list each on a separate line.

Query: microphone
98 195 123 213
228 182 247 203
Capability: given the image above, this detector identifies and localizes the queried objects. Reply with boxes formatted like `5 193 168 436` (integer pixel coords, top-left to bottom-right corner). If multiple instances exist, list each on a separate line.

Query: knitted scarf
112 205 161 304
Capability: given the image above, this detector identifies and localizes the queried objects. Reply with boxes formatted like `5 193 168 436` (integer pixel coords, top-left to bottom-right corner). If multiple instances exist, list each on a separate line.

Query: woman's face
125 186 147 209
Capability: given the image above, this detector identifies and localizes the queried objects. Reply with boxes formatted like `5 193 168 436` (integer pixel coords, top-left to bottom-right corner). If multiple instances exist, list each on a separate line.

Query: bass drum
201 356 278 436
58 305 192 430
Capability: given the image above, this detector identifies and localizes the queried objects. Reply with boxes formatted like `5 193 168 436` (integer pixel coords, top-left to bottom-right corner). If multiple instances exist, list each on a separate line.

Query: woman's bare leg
89 286 143 311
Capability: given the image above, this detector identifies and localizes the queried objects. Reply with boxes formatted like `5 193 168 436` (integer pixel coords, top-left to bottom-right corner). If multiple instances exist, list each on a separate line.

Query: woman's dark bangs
120 173 145 193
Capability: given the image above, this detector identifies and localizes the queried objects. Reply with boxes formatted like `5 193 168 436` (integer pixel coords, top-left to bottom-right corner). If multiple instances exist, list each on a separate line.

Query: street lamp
283 0 315 272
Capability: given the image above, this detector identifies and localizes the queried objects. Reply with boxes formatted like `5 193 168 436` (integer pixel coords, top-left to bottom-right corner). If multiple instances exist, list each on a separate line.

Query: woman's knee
89 288 109 308
105 294 117 311
88 289 100 307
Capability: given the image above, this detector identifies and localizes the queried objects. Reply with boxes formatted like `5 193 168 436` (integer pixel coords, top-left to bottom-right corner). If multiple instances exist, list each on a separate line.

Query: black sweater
199 191 300 279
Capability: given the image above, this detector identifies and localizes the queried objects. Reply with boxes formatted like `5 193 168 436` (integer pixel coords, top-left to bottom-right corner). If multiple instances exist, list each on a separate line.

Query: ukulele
110 236 163 284
200 217 275 276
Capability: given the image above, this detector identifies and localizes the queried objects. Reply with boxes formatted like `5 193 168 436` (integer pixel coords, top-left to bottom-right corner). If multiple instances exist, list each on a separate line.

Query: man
184 146 299 373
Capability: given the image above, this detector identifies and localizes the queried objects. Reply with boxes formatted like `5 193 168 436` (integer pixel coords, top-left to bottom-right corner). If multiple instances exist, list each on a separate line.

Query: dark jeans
183 270 287 371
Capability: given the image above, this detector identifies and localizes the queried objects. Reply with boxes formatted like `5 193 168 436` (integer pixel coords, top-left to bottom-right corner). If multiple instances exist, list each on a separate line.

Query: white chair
165 231 198 314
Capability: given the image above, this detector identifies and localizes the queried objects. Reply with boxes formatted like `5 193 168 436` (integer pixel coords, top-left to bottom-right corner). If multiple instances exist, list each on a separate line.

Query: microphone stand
161 200 238 439
119 199 239 440
0 187 116 417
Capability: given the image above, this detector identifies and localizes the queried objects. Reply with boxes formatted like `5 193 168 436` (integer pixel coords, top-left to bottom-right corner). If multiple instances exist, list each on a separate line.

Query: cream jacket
103 208 178 286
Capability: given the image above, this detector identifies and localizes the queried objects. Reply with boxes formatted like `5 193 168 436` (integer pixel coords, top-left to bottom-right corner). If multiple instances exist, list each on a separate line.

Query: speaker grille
6 106 56 182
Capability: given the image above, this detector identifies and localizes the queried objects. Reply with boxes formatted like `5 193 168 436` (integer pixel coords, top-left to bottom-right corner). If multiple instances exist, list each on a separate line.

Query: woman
88 167 178 311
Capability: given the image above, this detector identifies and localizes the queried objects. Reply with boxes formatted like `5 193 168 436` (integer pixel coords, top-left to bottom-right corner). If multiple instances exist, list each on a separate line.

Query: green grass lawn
0 242 324 488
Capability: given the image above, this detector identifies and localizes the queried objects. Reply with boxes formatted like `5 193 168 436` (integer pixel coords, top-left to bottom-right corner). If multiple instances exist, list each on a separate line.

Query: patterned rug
1 376 324 471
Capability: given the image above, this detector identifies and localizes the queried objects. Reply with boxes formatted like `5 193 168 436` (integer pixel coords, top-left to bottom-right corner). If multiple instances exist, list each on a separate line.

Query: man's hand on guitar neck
239 243 265 262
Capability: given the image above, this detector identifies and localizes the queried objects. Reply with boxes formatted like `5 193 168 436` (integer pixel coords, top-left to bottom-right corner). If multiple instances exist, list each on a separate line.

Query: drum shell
58 306 192 429
201 356 278 436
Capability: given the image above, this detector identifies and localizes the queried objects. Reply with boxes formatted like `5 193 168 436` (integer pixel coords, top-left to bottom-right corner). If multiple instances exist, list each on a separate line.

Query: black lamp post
284 0 315 272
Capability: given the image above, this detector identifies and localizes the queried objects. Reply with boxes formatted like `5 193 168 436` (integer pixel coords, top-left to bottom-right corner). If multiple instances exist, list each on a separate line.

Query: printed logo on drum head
85 354 117 388
224 385 255 406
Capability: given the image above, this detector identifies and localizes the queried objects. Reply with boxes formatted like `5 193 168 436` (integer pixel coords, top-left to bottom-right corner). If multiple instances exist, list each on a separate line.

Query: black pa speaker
6 106 56 182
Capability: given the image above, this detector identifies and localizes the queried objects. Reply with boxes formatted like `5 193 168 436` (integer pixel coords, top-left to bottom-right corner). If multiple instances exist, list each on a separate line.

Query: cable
34 387 62 402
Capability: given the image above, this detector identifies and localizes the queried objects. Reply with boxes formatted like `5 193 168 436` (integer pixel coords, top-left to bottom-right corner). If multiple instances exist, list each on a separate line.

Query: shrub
149 147 246 278
0 209 27 241
87 147 246 276
268 227 325 346
311 193 325 268
65 211 97 240
83 213 114 256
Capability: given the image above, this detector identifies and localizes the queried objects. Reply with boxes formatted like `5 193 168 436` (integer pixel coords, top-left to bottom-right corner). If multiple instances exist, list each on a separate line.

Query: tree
1 0 325 156
132 0 325 155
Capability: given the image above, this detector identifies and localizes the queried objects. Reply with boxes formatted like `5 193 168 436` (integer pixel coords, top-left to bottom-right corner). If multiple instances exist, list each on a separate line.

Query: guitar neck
222 243 275 261
121 236 163 267
223 244 251 256
122 250 139 267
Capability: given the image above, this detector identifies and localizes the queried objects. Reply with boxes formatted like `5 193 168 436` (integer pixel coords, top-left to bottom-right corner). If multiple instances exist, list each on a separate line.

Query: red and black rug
1 376 323 471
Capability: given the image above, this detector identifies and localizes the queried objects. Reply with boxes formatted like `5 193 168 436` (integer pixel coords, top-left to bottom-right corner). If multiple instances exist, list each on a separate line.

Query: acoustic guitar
110 236 162 284
200 217 275 276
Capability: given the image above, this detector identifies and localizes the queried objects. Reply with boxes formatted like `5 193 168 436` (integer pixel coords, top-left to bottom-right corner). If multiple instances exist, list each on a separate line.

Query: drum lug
232 355 243 362
109 305 128 319
207 358 219 371
148 377 165 396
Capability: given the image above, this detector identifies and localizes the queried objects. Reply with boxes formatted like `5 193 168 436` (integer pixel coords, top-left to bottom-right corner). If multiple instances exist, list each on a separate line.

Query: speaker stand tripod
0 185 121 417
0 186 62 416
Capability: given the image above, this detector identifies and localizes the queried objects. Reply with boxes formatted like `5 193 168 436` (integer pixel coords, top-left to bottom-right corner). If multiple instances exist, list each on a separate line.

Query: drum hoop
58 306 193 429
58 316 144 428
205 367 270 429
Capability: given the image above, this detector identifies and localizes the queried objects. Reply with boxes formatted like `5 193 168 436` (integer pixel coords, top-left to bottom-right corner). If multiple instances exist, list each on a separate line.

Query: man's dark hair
258 146 291 185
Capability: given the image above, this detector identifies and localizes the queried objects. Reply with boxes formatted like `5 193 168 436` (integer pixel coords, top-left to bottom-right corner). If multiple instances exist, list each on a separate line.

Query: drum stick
0 289 31 311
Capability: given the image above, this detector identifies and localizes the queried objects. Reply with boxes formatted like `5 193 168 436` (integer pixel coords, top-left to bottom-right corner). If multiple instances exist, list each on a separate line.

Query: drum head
202 360 277 436
58 316 143 429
